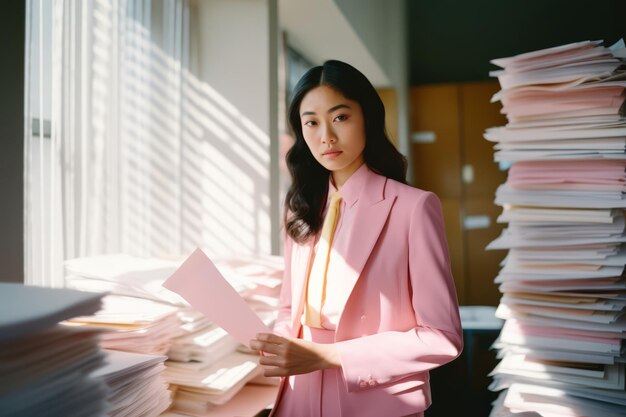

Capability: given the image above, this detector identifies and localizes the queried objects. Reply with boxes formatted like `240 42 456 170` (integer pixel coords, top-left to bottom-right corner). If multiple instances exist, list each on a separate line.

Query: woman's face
299 85 366 188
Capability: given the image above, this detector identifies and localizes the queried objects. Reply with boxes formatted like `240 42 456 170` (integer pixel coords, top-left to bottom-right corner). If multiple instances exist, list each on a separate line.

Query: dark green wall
408 0 626 85
0 0 25 283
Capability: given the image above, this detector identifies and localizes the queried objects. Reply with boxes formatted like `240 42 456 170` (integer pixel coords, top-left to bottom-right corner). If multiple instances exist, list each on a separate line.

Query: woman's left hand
250 333 341 377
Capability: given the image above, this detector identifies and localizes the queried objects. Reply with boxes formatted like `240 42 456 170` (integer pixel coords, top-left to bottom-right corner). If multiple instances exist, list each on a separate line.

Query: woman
250 60 463 417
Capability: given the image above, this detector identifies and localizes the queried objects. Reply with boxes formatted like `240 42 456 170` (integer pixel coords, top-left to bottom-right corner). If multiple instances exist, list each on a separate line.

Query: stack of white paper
162 250 283 416
168 323 239 364
64 252 283 416
491 159 626 210
486 39 626 163
163 310 278 412
217 255 284 310
67 294 184 355
65 254 186 305
159 383 276 417
92 349 172 416
164 351 264 411
0 284 108 417
486 40 626 417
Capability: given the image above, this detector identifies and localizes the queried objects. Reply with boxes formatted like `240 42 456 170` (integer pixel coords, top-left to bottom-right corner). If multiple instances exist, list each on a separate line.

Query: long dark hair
285 59 407 243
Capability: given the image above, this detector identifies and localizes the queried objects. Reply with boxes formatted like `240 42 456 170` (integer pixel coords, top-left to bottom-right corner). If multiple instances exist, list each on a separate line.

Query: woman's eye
334 114 348 122
304 120 317 127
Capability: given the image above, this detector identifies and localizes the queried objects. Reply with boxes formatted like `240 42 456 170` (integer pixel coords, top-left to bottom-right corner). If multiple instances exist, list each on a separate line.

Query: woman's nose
321 126 337 144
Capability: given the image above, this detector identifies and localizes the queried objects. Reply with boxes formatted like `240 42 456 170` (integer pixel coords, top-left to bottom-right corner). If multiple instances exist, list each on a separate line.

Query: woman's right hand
250 332 341 377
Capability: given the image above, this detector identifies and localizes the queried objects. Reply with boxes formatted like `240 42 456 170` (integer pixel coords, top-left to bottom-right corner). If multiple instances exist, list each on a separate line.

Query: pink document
163 248 270 347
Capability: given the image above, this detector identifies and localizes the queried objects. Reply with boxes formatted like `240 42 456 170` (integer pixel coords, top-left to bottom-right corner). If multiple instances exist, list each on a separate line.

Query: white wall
279 0 389 87
334 0 411 179
188 0 280 257
334 0 395 78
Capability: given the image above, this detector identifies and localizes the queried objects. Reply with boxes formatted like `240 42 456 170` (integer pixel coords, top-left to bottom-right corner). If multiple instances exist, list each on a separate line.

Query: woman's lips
323 150 342 158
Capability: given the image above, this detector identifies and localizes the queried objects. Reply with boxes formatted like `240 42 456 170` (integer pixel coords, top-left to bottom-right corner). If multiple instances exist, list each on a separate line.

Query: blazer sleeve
272 234 294 337
334 192 463 392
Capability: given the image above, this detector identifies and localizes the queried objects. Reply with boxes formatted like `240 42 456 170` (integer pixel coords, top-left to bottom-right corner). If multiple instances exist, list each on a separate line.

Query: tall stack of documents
0 283 108 417
486 40 626 417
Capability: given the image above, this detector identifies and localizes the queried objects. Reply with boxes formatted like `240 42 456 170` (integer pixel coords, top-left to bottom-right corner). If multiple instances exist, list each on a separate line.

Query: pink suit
272 167 463 416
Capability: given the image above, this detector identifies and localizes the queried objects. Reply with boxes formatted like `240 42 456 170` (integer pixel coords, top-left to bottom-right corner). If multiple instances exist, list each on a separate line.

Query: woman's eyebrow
327 103 351 113
301 103 351 117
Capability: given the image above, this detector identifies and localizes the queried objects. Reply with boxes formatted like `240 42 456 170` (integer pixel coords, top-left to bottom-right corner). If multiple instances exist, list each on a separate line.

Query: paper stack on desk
159 383 277 417
162 249 281 416
0 283 108 417
92 349 172 417
64 251 283 416
486 39 626 417
65 254 186 305
68 294 183 355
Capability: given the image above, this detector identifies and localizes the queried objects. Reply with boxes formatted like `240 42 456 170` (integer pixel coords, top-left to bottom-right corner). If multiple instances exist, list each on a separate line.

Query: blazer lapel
335 173 395 322
288 171 395 336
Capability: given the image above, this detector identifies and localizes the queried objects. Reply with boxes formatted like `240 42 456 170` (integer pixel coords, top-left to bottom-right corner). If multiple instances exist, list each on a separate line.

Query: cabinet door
409 82 506 307
463 198 505 306
460 81 507 306
410 85 462 199
460 82 507 199
440 197 466 305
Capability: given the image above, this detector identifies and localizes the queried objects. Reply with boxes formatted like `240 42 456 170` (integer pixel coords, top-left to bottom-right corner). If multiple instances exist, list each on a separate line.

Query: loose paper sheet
163 248 270 348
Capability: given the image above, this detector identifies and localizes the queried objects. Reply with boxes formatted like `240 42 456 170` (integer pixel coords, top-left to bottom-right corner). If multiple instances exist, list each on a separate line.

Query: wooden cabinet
410 81 507 306
463 198 505 306
410 85 462 199
460 83 508 199
439 197 465 302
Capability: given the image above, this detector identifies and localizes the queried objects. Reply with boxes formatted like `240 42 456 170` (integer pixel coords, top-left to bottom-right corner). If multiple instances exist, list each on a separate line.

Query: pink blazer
273 168 463 415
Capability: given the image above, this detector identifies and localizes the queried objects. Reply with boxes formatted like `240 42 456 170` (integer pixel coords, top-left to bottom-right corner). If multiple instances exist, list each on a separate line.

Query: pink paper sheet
163 248 270 347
